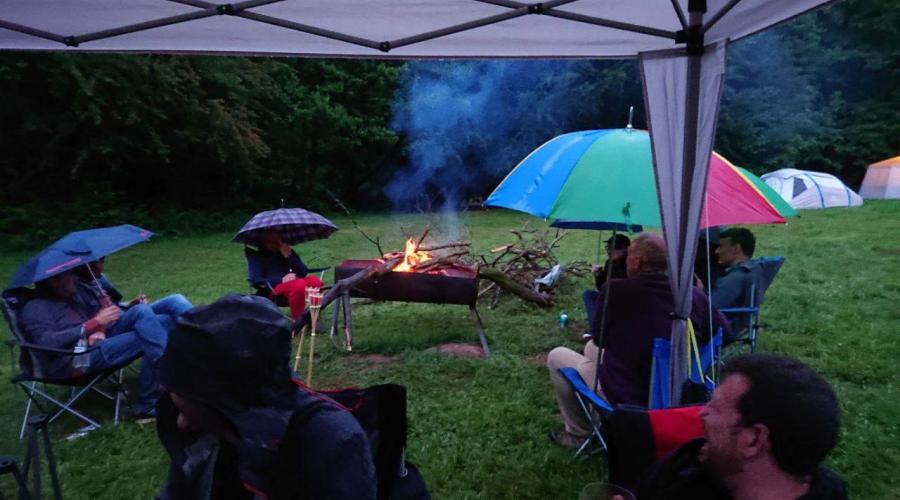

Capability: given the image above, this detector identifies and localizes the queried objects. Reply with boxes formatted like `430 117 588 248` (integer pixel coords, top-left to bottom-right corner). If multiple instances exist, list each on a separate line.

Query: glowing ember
394 238 431 272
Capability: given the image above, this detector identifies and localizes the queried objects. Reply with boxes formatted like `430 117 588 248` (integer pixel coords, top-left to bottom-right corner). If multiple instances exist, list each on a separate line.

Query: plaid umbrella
232 208 338 246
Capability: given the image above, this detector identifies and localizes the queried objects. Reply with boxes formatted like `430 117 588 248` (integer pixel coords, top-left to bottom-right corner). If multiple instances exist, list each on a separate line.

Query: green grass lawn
1 202 898 498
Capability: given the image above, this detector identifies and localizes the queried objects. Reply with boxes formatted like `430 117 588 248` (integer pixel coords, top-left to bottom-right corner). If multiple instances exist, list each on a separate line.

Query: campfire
392 238 431 272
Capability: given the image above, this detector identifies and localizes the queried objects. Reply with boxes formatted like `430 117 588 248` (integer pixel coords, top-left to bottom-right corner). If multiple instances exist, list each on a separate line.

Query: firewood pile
475 224 591 308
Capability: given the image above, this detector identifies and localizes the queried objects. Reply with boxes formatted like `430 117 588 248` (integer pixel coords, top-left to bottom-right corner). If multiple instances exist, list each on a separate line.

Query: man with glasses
629 354 847 499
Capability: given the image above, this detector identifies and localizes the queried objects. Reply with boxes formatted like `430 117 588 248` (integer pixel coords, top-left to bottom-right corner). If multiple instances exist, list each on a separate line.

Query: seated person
711 227 756 336
547 233 729 448
76 257 193 331
19 269 170 418
156 294 376 499
245 230 324 319
694 227 724 291
629 353 847 499
582 234 630 326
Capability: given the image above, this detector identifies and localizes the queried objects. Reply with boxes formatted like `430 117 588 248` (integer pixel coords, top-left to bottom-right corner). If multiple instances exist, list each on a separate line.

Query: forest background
0 0 897 246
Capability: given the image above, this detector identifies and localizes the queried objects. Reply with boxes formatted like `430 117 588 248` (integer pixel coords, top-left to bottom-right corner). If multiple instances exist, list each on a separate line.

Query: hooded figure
155 294 376 500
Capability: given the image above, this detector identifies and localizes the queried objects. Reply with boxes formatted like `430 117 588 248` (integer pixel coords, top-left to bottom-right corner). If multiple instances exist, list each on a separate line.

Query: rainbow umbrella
486 128 794 228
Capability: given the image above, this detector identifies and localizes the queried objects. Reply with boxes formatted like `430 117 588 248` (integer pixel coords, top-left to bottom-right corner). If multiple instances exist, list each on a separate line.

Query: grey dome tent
0 0 837 403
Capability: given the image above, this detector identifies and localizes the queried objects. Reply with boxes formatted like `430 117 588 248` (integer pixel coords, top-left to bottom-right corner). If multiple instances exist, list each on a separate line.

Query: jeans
150 294 193 331
582 289 599 326
88 303 169 414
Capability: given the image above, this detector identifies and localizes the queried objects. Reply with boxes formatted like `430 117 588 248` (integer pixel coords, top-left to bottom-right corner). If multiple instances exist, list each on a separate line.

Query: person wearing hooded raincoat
155 294 376 500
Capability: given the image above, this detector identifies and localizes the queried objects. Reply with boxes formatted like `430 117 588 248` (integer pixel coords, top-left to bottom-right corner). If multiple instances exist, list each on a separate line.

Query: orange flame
394 238 431 272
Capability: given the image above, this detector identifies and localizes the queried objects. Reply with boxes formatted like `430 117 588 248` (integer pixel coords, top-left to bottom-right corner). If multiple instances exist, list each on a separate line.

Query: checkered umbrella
232 208 338 246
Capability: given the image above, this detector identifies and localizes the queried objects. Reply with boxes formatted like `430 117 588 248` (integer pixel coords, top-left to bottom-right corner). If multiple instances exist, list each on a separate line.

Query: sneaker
548 429 587 449
133 408 157 424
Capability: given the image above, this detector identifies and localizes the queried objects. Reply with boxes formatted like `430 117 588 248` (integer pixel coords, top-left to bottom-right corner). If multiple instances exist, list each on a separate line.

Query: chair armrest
16 341 101 356
719 307 758 314
559 367 614 414
306 266 330 274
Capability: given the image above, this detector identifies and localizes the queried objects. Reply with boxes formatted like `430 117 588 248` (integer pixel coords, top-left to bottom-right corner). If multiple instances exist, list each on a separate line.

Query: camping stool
0 455 32 500
22 415 62 500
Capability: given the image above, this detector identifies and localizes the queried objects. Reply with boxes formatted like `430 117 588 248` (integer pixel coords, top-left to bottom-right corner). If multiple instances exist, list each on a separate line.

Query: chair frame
2 291 134 438
558 367 614 458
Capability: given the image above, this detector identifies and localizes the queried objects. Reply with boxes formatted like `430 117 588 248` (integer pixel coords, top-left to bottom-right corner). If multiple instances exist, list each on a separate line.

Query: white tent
0 0 835 402
860 156 900 199
762 168 863 209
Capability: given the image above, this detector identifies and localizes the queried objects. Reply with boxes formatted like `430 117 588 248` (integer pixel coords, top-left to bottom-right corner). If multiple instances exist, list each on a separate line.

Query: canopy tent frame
2 0 774 55
1 0 836 404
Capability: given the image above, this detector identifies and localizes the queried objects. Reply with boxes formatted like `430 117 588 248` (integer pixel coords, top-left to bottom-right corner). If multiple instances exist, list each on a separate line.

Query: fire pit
329 253 490 356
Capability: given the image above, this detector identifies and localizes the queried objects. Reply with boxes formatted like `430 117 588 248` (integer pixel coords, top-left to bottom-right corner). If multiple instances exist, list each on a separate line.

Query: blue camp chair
558 368 614 458
719 256 785 352
648 328 723 410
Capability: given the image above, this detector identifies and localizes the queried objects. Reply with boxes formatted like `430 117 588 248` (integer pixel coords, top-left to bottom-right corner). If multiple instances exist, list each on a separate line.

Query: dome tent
859 156 900 199
761 168 863 210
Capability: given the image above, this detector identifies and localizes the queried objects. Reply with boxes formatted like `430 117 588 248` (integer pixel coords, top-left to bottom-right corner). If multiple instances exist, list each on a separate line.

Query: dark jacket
18 282 103 377
245 247 309 291
590 273 729 406
593 254 628 290
633 438 848 500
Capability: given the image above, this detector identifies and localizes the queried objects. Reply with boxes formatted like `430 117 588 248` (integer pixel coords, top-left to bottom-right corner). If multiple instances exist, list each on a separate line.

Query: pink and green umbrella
486 128 794 228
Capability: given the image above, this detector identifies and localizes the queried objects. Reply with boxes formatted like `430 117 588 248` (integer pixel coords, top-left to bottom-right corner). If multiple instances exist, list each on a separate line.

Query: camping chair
558 368 615 458
604 404 704 491
244 247 330 303
1 288 136 438
648 328 723 410
719 256 785 352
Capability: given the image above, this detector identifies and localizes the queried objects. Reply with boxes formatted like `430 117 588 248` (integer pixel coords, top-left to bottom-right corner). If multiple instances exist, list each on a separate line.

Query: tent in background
859 156 900 199
0 0 837 403
762 168 863 209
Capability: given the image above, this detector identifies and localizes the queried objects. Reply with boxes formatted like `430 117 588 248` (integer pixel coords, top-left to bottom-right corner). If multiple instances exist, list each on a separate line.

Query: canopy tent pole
640 0 727 405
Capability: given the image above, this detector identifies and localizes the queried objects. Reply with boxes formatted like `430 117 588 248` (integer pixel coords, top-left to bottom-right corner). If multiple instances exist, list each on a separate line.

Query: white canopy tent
1 0 835 403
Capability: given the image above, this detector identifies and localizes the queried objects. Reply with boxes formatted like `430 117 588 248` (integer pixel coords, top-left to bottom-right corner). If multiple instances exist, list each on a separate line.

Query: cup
577 482 635 500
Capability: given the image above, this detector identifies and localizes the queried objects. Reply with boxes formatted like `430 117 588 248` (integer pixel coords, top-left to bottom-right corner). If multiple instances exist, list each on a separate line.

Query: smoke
385 60 582 214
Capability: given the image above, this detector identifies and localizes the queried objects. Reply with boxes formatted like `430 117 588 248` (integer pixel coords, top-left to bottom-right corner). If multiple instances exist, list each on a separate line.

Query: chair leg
114 369 124 425
19 382 35 440
25 381 103 430
572 392 606 458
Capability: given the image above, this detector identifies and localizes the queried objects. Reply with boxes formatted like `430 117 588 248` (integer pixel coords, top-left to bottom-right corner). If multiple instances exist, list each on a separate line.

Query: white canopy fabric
1 0 835 404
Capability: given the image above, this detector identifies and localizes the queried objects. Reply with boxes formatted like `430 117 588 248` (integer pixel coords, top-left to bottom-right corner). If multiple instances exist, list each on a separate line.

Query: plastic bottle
559 312 569 329
72 331 90 370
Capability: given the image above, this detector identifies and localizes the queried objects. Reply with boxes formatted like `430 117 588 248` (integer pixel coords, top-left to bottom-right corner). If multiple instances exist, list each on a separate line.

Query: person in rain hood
245 230 324 319
155 294 376 500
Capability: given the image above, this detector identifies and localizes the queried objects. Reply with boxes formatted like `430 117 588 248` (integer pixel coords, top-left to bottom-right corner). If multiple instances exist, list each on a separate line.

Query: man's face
260 231 283 253
46 271 78 299
715 237 743 267
699 374 751 478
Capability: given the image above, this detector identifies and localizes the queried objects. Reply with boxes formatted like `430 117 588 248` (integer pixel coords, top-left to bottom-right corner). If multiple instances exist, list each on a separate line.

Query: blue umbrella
7 225 154 288
51 224 154 260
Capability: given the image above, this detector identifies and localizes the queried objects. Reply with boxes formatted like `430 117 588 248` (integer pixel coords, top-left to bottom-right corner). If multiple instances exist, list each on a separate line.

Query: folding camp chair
604 404 705 491
648 328 723 409
719 256 785 352
244 247 330 303
558 368 614 458
1 288 136 438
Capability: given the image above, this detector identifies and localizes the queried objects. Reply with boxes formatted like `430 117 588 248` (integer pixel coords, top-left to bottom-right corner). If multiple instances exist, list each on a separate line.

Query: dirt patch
350 353 401 365
527 351 550 366
436 343 485 358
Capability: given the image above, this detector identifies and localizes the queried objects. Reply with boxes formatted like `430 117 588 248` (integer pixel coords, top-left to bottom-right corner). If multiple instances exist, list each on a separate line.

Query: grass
1 202 898 498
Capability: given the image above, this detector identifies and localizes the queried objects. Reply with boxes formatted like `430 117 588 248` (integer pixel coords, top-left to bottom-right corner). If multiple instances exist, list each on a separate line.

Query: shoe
548 429 586 449
581 332 593 342
133 408 157 424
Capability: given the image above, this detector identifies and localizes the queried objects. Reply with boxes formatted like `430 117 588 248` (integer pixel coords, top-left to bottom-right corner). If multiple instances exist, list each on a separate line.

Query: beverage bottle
72 337 90 371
